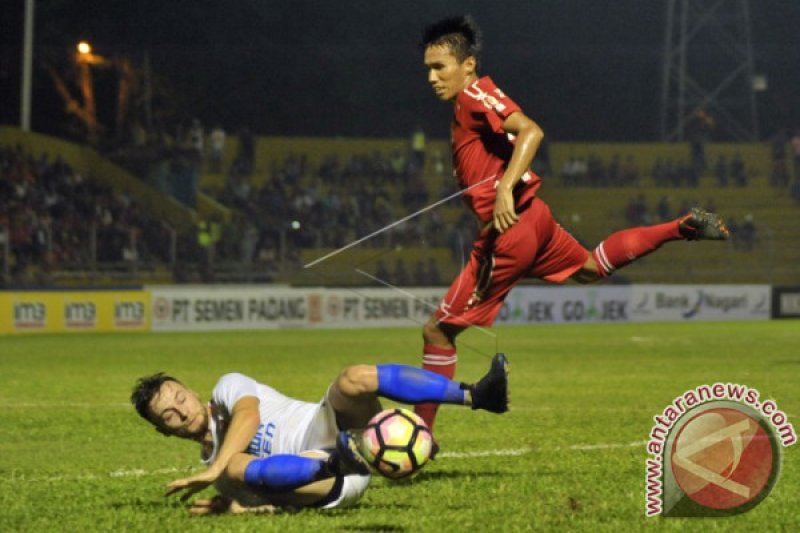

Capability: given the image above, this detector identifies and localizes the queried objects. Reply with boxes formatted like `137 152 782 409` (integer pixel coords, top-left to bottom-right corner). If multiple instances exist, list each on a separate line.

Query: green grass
1 322 798 531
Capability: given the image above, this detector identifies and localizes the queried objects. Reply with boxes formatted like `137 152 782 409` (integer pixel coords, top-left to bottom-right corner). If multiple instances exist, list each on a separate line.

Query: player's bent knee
335 365 378 397
422 319 451 346
571 256 602 284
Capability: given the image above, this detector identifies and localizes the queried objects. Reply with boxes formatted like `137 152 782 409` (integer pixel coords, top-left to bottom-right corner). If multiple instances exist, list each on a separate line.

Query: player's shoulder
217 371 251 382
214 372 256 391
212 372 261 407
461 76 505 99
476 75 501 91
459 76 514 113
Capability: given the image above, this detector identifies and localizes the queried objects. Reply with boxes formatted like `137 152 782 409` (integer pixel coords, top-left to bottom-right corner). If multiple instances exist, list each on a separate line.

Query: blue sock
244 455 328 492
376 364 465 404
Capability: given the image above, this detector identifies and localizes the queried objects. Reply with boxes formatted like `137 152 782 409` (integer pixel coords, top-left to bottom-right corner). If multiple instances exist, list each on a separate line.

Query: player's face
424 44 476 101
148 380 208 439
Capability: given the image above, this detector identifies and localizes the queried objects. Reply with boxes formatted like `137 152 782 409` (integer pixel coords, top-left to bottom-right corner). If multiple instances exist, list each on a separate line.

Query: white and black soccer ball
357 408 433 479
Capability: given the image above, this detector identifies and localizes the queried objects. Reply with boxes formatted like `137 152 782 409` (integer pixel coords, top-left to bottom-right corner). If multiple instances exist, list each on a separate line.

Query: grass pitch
1 321 798 532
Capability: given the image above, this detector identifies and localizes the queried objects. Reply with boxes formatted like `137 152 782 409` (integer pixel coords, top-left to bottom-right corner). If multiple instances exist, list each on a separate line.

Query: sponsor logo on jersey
464 81 507 113
248 422 277 456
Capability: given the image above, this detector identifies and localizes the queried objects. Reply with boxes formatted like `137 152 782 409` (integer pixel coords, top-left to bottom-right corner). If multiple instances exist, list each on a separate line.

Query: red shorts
434 197 589 327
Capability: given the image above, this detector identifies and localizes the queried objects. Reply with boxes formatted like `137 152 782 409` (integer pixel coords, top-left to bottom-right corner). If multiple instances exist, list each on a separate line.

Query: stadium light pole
20 0 35 131
76 40 103 145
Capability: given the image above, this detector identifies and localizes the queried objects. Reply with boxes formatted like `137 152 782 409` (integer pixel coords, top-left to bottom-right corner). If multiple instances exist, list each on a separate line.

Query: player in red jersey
415 15 730 432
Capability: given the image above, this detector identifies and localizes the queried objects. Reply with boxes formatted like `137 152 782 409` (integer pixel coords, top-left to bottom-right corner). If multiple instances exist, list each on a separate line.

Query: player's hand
229 501 280 515
189 495 232 516
492 187 519 233
166 468 220 502
189 495 280 516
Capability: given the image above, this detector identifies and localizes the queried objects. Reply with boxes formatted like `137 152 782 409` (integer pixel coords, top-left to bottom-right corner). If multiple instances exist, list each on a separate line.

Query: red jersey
452 76 541 221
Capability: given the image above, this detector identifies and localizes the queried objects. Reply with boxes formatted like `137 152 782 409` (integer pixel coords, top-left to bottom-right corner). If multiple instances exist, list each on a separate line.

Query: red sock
414 344 457 432
593 220 683 277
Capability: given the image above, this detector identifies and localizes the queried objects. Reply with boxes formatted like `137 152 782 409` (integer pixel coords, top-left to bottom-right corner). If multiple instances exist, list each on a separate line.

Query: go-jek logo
645 386 795 517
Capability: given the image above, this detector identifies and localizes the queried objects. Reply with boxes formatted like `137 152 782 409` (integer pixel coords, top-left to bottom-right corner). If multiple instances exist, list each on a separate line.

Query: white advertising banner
494 286 633 325
630 284 771 322
148 284 771 332
150 286 309 331
149 286 446 331
307 288 445 328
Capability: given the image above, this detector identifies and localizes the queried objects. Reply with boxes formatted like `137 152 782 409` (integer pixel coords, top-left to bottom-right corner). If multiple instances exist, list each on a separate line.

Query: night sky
1 0 799 141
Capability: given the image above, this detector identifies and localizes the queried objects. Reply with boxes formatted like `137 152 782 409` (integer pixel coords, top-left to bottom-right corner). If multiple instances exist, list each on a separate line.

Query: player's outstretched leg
338 354 509 468
375 355 509 413
330 358 510 463
591 208 729 277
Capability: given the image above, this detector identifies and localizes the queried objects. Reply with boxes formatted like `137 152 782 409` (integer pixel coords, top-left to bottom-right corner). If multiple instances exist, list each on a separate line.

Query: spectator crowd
0 144 171 286
211 147 453 283
6 126 800 287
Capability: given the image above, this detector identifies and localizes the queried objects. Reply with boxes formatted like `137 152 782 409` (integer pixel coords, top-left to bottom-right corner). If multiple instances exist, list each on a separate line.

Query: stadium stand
2 126 797 288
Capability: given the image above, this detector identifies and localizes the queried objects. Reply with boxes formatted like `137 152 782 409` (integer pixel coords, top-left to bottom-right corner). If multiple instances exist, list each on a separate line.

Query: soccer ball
358 408 433 479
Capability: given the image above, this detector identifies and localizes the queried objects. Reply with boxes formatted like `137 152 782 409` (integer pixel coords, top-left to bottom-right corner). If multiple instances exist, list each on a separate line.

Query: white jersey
202 372 339 465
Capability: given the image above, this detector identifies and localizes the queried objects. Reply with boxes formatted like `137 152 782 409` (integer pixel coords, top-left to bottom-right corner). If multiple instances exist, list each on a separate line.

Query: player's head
422 15 482 101
422 15 482 66
131 373 208 439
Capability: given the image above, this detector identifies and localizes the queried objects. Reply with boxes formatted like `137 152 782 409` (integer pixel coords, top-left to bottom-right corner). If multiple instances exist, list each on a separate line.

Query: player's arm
493 111 544 232
166 396 260 500
206 395 261 477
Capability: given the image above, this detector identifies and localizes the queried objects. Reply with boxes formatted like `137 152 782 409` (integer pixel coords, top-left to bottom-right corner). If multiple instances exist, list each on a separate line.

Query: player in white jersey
204 372 370 511
131 354 508 515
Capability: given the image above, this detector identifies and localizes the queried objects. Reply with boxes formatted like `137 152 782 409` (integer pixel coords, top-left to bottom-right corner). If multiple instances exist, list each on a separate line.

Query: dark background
1 0 799 141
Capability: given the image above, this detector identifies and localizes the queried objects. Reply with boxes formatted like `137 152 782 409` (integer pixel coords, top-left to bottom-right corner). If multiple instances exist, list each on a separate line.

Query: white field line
565 440 648 451
3 441 648 483
438 440 646 458
3 466 202 483
438 448 532 459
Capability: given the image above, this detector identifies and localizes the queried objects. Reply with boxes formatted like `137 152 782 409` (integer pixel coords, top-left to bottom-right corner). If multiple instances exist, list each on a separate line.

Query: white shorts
299 388 372 509
299 385 342 452
318 473 371 509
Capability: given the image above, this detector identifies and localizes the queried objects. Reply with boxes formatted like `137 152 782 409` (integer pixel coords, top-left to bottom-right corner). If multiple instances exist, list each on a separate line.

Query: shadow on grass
322 504 411 531
326 502 412 514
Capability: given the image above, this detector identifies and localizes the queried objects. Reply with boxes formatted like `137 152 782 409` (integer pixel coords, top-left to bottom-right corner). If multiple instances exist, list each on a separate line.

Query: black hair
421 15 482 67
130 372 180 425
